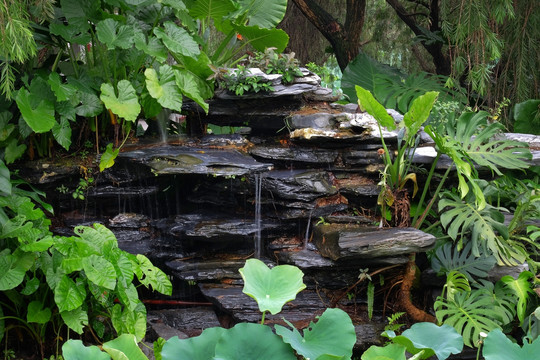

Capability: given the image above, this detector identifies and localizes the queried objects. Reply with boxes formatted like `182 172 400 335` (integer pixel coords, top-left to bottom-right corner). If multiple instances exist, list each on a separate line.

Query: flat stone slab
147 307 220 337
262 169 338 202
119 146 273 176
313 224 436 261
166 258 246 281
250 144 339 164
199 283 329 324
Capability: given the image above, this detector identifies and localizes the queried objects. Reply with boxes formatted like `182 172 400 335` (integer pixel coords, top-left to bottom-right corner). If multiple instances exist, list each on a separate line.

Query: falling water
156 109 171 143
254 173 263 259
304 208 314 249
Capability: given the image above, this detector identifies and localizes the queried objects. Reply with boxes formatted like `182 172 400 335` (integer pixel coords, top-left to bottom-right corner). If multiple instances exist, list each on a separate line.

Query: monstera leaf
434 288 503 347
239 259 306 315
100 80 140 121
500 271 535 324
438 191 524 265
431 242 496 282
275 308 356 360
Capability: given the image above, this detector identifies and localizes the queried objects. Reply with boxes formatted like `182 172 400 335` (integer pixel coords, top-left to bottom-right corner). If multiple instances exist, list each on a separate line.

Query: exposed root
399 254 436 323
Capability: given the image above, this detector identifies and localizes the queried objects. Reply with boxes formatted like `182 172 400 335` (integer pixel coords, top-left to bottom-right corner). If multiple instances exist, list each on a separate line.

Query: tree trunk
291 0 367 71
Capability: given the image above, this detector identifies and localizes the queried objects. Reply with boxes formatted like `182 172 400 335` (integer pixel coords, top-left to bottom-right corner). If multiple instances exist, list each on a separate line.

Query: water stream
253 173 263 258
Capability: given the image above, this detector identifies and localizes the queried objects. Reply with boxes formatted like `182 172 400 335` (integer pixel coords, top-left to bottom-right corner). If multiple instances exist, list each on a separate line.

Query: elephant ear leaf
100 80 140 121
15 88 56 133
145 65 183 112
355 85 395 130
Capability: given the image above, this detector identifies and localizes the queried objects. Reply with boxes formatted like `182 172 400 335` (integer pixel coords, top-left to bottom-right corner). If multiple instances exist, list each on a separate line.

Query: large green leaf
76 91 104 117
111 302 147 342
189 0 237 21
55 275 86 312
15 88 56 133
0 250 31 290
275 308 356 359
135 254 172 295
153 21 200 58
434 289 503 347
82 255 117 290
389 323 463 360
100 80 140 121
402 91 438 138
144 65 183 112
133 30 168 63
27 301 52 324
239 0 287 29
483 328 540 360
239 258 306 315
174 69 210 113
234 24 289 53
361 344 407 360
102 334 149 360
0 160 11 197
513 99 540 135
431 242 496 282
48 72 77 102
355 85 395 130
49 22 91 45
52 117 72 151
214 323 296 360
96 18 135 50
500 271 534 324
161 327 226 360
62 339 111 360
60 0 100 30
342 52 403 103
4 138 26 164
439 191 522 265
100 143 120 172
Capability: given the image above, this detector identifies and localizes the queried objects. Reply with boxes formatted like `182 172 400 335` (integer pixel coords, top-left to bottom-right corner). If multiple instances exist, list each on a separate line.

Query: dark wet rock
335 174 379 197
163 214 282 240
147 307 220 337
354 323 385 351
166 258 247 282
304 87 340 102
16 158 80 184
120 146 273 176
262 170 337 202
342 150 382 166
199 134 252 148
313 225 436 261
87 185 159 198
112 229 152 255
290 113 337 129
250 145 339 165
487 263 529 283
276 249 337 269
331 103 358 113
109 213 150 228
199 283 329 324
325 215 374 225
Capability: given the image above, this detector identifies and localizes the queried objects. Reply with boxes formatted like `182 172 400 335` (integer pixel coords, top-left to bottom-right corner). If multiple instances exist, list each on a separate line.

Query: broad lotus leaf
161 327 226 360
239 258 306 315
389 322 463 360
275 308 356 359
62 339 110 360
483 328 540 360
145 65 183 112
100 80 140 121
361 344 407 360
214 323 296 360
102 334 149 360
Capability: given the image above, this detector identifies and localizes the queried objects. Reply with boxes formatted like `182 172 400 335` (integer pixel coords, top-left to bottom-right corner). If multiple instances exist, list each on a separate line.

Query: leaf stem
261 310 266 325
